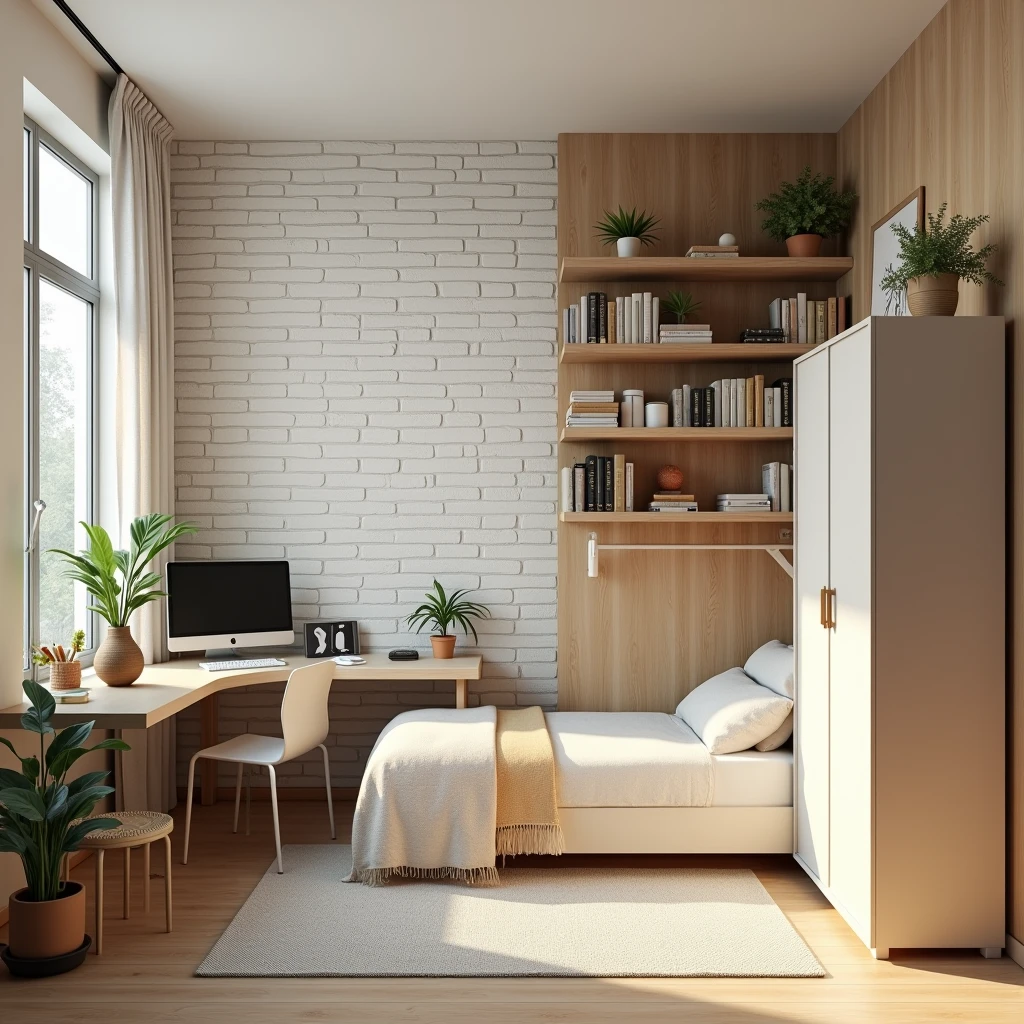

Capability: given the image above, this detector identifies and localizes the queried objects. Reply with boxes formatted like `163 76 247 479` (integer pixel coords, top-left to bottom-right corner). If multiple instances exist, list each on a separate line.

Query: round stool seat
79 811 174 848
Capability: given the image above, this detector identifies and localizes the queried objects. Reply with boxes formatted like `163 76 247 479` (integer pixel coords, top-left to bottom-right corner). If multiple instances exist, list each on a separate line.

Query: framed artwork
303 620 360 658
871 187 924 315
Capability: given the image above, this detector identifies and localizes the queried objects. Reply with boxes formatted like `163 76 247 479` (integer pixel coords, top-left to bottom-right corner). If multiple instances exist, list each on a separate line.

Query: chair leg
183 754 199 865
163 835 173 933
245 764 251 836
123 846 131 919
233 763 244 834
319 743 336 840
94 849 104 955
268 764 283 873
143 841 151 913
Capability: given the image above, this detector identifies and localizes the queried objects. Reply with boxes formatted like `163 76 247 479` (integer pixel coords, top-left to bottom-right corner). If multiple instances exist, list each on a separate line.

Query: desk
0 653 482 808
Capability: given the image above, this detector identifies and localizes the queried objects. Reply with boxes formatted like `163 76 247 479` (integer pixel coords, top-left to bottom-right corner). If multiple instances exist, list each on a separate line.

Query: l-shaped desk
0 653 483 809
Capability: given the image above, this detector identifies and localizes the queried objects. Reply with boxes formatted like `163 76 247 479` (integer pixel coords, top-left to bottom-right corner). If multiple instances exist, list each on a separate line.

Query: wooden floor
2 799 1022 1022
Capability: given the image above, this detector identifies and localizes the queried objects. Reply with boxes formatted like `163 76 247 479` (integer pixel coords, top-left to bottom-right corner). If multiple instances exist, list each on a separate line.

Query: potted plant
594 206 660 258
0 679 128 974
756 166 857 257
31 630 86 691
663 289 702 324
406 580 490 660
52 514 196 686
880 203 1002 316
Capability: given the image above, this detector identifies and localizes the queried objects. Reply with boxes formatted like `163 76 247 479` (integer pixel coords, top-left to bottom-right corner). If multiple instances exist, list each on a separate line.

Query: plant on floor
663 289 702 324
879 202 1002 315
0 679 128 902
594 206 660 257
406 581 490 659
756 166 857 256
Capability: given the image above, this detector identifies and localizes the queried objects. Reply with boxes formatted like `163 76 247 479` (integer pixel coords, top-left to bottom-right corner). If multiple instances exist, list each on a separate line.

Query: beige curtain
109 75 177 811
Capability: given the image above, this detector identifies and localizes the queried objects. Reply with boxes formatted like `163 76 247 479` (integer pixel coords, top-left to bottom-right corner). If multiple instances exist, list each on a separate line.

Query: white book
796 292 808 343
632 293 641 344
652 296 660 342
772 387 783 427
761 462 781 512
617 298 625 345
580 293 588 343
764 388 775 428
560 466 573 512
729 379 738 426
625 462 634 512
562 307 569 345
642 292 653 343
737 377 747 427
711 380 722 426
769 297 782 330
722 379 732 427
573 464 585 512
780 462 791 513
682 384 691 426
781 297 790 342
671 388 683 427
623 296 632 343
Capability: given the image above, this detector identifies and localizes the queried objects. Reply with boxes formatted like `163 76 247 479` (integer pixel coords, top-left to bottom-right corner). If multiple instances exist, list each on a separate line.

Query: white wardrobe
793 315 1005 959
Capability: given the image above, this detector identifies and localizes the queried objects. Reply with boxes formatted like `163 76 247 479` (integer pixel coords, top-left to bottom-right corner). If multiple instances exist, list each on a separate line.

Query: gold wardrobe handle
820 587 828 629
825 588 836 629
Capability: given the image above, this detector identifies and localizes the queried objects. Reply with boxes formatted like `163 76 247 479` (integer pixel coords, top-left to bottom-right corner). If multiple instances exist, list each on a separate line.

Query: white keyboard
199 657 287 672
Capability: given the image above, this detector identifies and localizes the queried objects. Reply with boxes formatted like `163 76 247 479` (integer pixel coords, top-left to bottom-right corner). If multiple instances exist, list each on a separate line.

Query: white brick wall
170 141 557 788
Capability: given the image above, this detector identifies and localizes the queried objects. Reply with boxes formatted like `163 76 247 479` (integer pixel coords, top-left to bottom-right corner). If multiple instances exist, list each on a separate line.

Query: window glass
39 144 91 276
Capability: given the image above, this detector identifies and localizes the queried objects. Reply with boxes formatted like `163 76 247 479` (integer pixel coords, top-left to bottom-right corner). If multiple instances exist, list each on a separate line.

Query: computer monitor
166 560 294 654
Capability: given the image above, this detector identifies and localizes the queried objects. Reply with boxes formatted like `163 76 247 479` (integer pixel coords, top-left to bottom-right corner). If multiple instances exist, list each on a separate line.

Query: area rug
197 845 824 978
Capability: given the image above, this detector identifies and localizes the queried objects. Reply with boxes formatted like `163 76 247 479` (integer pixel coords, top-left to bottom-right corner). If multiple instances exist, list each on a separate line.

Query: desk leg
455 679 468 709
200 694 219 806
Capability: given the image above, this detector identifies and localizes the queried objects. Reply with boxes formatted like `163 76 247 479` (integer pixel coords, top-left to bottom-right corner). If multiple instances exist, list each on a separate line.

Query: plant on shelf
406 580 490 660
663 289 702 324
0 679 128 973
755 166 857 257
31 629 86 692
51 513 197 687
879 202 1002 316
594 206 660 258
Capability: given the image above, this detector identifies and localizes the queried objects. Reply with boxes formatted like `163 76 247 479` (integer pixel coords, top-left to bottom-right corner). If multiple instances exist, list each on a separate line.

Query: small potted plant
0 679 128 975
594 206 660 258
663 289 702 324
756 166 857 257
406 580 490 660
31 629 86 691
52 514 196 686
880 203 1002 316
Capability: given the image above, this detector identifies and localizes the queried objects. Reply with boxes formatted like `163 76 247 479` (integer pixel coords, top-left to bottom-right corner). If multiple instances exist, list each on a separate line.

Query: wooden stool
78 811 173 954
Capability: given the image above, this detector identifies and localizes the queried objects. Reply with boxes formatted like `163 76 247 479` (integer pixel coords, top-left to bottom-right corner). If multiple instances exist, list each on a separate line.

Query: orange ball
657 465 684 491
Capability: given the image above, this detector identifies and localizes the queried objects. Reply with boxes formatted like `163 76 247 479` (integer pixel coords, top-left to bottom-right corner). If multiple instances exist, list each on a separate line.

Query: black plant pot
0 936 91 978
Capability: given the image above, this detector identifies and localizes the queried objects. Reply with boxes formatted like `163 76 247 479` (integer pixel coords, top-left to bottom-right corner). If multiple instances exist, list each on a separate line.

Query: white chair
182 661 336 873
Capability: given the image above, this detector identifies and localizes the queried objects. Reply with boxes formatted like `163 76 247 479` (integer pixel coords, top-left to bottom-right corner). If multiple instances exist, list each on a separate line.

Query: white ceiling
36 0 946 139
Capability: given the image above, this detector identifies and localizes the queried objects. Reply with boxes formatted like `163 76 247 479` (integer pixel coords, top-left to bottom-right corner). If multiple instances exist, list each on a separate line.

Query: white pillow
675 668 793 754
743 640 794 699
755 711 793 752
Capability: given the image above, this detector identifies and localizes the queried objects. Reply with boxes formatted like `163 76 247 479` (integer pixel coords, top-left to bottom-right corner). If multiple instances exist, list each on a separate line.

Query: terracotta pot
49 661 82 691
785 233 823 257
8 882 85 960
93 626 145 686
431 635 457 660
616 237 641 258
906 273 960 316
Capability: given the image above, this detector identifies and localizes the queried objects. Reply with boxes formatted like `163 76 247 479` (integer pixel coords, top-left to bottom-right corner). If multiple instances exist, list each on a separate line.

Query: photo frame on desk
303 620 360 658
871 186 924 315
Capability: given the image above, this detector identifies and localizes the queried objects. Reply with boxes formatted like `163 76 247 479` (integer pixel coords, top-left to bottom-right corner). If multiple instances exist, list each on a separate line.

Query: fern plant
406 580 490 642
594 206 660 247
879 202 1002 311
663 289 702 323
756 166 857 241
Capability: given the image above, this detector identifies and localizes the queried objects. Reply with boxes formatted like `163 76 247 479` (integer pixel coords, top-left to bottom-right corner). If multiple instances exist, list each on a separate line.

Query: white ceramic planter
616 237 641 258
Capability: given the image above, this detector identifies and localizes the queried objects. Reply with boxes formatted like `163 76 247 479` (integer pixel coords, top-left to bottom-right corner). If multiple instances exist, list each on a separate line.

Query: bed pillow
674 668 793 754
755 711 793 752
743 640 794 699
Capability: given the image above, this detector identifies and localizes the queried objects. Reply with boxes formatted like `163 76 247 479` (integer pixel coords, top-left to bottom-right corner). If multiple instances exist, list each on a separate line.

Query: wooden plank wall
557 134 835 712
835 0 1023 947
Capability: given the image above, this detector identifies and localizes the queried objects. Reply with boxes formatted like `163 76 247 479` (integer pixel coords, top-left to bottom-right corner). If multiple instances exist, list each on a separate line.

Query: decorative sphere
657 465 684 491
718 232 737 247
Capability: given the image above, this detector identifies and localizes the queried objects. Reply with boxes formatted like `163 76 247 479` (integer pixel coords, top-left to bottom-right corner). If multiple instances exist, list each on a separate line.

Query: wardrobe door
794 347 830 884
827 326 874 939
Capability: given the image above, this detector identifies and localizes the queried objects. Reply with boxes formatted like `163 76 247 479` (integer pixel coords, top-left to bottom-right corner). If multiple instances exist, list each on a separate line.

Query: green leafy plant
51 514 197 628
756 166 857 241
663 289 702 324
31 629 86 667
406 580 490 642
879 202 1002 311
0 680 129 902
594 206 660 247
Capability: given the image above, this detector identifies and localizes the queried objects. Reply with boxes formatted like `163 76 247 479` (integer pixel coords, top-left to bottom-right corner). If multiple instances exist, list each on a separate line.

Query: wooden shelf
559 343 814 364
560 512 793 525
560 427 793 442
559 256 853 283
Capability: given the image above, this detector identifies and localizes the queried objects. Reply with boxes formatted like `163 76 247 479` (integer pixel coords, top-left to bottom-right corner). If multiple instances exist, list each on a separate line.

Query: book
686 245 739 255
712 380 722 426
827 295 837 340
723 378 732 427
780 462 791 514
569 390 614 401
652 296 660 341
579 294 587 344
762 462 781 511
773 378 793 427
567 403 619 413
815 300 826 344
652 492 696 501
781 297 791 342
595 456 606 511
608 299 616 344
686 251 740 258
649 503 699 511
837 294 847 334
573 463 585 512
588 292 599 344
603 456 614 512
642 292 653 343
613 454 625 512
736 377 746 427
671 388 683 427
562 307 569 345
616 296 625 344
754 374 764 427
598 292 608 344
625 462 634 512
769 297 782 331
772 386 782 427
52 689 90 703
690 387 703 427
764 388 775 427
632 293 641 344
745 376 754 427
703 387 714 429
797 292 808 343
660 323 712 332
560 466 572 512
789 297 798 341
585 455 598 511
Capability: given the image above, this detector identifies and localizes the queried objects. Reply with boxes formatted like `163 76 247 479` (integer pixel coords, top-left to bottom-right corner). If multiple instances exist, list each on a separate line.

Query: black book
703 387 715 427
584 455 598 511
598 292 608 344
773 378 793 427
587 292 599 344
596 456 606 511
690 387 704 427
603 456 614 511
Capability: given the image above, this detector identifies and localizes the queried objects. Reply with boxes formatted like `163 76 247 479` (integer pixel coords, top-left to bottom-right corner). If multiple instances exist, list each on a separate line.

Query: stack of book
767 293 847 343
562 292 660 344
669 377 792 427
686 245 739 259
740 327 786 343
566 390 618 427
761 462 793 513
717 493 773 512
660 323 713 344
649 492 698 513
560 455 634 512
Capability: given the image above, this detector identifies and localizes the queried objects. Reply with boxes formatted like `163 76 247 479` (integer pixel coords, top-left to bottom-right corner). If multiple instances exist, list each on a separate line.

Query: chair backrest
279 661 335 761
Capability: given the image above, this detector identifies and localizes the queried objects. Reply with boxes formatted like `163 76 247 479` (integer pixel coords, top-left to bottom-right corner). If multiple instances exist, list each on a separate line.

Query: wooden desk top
0 653 483 729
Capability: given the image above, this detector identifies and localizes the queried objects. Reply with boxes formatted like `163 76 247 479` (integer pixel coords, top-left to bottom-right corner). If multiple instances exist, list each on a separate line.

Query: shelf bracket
586 532 794 580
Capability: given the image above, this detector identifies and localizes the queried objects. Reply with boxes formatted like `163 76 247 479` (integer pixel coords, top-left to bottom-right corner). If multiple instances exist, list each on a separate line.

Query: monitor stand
203 647 241 660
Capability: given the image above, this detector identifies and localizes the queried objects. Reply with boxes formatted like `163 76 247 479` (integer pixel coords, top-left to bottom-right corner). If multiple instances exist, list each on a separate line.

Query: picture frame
303 620 360 658
870 187 924 315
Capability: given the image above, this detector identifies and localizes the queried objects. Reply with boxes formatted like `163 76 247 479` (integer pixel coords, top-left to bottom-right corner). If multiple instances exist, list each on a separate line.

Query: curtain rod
50 0 124 77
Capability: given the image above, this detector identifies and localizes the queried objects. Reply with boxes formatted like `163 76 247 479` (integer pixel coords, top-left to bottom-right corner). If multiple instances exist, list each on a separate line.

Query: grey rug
197 845 824 978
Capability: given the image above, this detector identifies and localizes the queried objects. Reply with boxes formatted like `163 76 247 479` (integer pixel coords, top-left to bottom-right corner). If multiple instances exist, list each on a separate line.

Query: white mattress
546 711 792 809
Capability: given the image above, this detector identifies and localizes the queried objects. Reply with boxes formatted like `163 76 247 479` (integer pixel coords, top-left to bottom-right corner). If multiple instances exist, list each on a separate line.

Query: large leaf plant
0 680 128 902
406 580 490 642
51 513 196 628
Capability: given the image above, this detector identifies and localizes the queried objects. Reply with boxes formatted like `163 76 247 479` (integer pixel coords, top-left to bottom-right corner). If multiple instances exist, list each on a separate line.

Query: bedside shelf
559 256 853 283
560 512 793 525
560 427 793 442
559 343 815 364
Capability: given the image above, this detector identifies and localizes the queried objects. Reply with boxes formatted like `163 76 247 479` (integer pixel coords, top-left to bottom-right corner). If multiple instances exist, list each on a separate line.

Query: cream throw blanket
347 706 563 886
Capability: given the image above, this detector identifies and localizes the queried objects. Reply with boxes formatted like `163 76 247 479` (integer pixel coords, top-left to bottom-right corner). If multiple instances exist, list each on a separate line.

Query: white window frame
23 116 101 678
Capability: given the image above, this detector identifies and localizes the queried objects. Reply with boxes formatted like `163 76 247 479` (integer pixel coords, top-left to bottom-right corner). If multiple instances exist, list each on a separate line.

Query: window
23 118 99 675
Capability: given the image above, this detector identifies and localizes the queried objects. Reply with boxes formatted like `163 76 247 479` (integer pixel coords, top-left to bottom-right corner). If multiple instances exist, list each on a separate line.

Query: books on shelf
686 245 739 258
566 390 619 427
716 493 773 512
564 455 634 512
660 323 713 344
668 375 790 428
764 292 846 343
650 490 699 512
740 328 785 343
761 462 793 513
